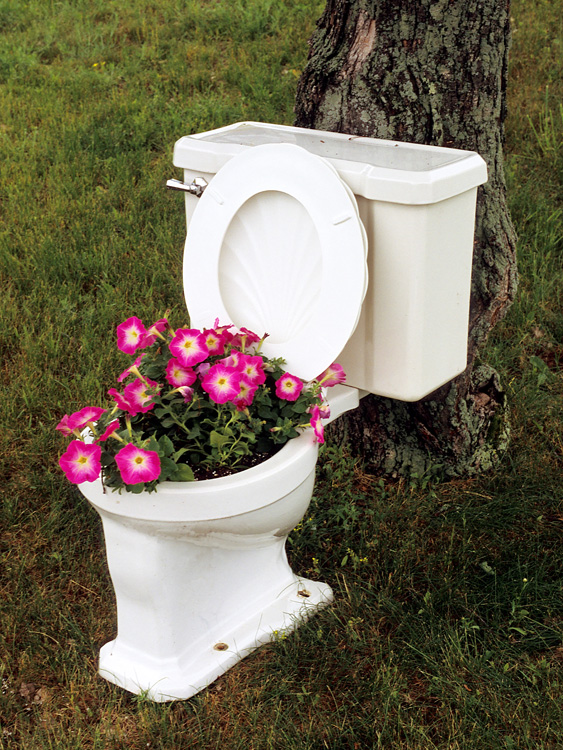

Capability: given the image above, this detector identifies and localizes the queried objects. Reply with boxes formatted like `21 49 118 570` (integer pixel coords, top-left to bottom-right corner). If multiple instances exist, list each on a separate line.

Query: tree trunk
295 0 518 478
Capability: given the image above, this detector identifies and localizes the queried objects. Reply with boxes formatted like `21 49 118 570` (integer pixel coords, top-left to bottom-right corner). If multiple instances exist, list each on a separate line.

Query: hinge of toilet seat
166 177 208 197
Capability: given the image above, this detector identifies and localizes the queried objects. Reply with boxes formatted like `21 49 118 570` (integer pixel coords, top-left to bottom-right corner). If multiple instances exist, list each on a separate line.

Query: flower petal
275 373 304 402
200 364 242 404
59 440 102 484
116 316 147 355
115 444 161 485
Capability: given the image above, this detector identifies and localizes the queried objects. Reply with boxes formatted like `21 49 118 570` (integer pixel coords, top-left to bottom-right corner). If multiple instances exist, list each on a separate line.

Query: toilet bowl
80 388 359 702
80 123 486 701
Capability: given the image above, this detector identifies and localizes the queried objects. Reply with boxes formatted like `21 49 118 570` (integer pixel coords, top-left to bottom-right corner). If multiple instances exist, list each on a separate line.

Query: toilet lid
183 143 368 381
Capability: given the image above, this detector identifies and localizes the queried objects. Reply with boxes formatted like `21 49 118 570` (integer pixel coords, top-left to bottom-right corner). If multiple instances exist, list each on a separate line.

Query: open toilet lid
183 143 368 381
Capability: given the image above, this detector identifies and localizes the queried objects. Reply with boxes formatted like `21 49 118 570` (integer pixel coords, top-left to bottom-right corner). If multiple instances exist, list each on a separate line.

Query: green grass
1 0 562 747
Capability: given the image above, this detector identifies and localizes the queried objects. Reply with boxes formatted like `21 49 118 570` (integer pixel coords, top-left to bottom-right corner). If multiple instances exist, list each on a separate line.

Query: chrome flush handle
166 177 208 197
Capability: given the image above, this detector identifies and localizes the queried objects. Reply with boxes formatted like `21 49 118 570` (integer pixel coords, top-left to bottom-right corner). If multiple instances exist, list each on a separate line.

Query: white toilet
79 122 487 702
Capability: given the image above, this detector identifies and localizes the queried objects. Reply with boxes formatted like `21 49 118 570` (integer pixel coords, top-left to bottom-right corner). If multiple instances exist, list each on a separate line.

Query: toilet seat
183 143 368 381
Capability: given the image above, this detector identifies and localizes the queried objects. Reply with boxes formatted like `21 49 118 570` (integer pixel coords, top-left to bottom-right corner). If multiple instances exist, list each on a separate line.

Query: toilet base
98 577 333 702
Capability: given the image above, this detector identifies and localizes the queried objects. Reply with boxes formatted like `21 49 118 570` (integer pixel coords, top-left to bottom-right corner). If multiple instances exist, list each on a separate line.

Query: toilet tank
172 121 487 402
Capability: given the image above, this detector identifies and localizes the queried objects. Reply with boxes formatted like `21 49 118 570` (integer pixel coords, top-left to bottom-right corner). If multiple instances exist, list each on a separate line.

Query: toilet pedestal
99 570 332 703
98 518 332 702
80 432 333 702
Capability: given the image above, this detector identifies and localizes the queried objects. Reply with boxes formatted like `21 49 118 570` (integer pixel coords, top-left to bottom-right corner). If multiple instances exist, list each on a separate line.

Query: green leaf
147 436 159 452
127 483 145 494
172 447 190 462
170 464 195 481
210 430 231 448
100 451 115 468
289 400 308 414
187 424 202 439
158 457 178 480
154 407 171 419
158 434 175 456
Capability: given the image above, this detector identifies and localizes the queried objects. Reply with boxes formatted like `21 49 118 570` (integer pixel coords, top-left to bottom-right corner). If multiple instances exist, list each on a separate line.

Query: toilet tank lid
173 121 488 205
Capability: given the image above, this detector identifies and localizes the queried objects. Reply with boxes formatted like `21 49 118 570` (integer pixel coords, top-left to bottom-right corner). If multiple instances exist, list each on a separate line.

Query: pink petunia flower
196 361 211 377
169 329 209 367
317 362 346 387
138 318 169 348
115 443 161 485
165 358 197 388
116 316 147 355
56 414 77 437
123 377 160 414
200 364 242 404
230 327 262 351
56 406 107 436
59 440 102 484
220 350 243 369
117 354 146 383
203 329 226 356
238 354 266 385
233 377 258 410
275 373 304 402
309 405 325 444
317 402 331 420
108 387 136 414
95 420 121 443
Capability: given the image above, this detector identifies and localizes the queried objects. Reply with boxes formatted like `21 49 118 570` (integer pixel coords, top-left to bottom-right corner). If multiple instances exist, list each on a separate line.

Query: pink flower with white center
275 373 304 402
108 387 136 414
56 406 107 436
309 405 325 444
138 318 169 348
203 329 226 356
123 377 160 414
117 354 145 383
233 377 258 410
115 444 161 485
317 362 346 387
169 329 209 367
165 358 197 388
238 354 266 385
200 364 242 404
59 440 102 484
116 316 147 355
95 420 121 443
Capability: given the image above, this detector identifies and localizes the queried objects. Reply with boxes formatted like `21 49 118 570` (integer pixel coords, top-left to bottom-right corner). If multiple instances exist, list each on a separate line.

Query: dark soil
190 446 283 481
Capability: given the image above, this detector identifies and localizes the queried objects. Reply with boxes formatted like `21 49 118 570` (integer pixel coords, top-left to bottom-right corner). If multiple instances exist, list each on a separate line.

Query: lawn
0 0 562 747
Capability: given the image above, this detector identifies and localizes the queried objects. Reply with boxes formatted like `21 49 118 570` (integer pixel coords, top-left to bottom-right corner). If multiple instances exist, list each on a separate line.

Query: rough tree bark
295 0 518 478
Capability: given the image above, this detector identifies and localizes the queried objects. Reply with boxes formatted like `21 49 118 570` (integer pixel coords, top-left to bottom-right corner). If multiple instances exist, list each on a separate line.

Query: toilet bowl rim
78 428 318 523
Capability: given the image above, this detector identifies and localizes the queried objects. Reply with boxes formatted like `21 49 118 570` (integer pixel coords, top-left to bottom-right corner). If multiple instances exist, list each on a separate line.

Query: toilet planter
77 428 329 702
57 122 487 701
57 315 350 701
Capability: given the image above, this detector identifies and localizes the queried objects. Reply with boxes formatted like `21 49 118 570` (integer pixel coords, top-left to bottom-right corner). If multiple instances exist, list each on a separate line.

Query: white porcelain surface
176 122 487 401
183 143 368 382
175 120 488 204
79 430 333 702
